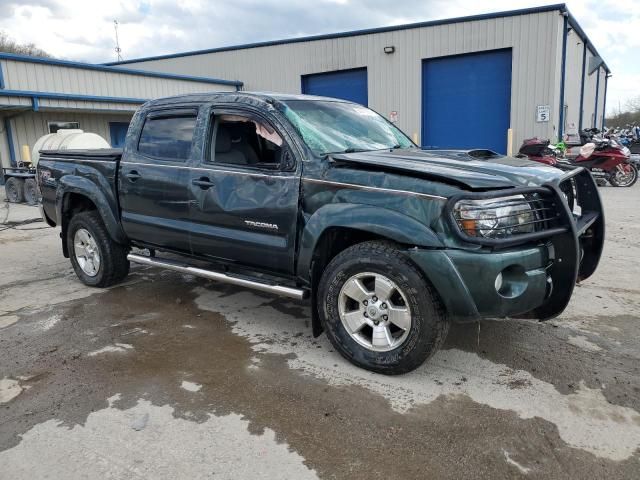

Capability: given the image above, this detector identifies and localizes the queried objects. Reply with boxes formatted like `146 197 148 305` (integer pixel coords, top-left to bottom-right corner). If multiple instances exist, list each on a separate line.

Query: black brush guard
446 168 605 320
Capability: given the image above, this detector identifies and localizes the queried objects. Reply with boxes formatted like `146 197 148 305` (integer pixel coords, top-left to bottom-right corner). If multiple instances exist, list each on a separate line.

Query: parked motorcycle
516 137 561 166
517 131 637 187
562 131 637 187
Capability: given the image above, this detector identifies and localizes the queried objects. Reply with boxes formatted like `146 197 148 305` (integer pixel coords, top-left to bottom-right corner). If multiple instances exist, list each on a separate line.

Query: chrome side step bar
127 253 306 300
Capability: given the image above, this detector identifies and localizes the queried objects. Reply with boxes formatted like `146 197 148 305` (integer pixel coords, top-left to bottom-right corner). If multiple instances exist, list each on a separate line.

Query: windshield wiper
321 147 369 156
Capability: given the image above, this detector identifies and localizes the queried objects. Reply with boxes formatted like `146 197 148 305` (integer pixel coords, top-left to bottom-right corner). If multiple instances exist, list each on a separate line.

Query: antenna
114 20 123 61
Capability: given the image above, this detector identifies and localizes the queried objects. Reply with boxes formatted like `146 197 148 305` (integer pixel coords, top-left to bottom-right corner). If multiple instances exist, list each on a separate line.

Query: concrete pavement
1 185 639 479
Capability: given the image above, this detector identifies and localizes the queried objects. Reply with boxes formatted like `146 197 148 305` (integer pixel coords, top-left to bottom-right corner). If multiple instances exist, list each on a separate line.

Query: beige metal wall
119 10 564 149
563 30 584 137
0 111 133 168
0 58 238 101
561 39 608 139
20 111 131 156
0 57 240 171
582 51 599 130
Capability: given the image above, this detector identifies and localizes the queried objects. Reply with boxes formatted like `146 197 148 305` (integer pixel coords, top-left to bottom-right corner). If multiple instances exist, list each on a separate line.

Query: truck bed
39 148 123 161
38 149 124 228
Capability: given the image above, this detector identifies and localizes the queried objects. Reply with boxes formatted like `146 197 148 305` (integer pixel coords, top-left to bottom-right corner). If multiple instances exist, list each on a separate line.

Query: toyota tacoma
37 92 604 374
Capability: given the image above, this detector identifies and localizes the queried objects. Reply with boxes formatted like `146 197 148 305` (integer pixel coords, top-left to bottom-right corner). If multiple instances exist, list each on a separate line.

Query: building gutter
602 74 609 129
0 52 243 87
0 89 147 104
3 117 17 167
558 13 569 141
593 67 600 128
578 41 587 130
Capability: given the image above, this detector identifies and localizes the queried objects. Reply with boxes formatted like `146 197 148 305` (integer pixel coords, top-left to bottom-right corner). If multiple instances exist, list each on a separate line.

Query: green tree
606 95 640 128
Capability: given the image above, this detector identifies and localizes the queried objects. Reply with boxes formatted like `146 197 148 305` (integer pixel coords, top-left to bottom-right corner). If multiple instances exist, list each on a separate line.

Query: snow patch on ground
37 314 61 331
0 399 318 480
568 335 603 353
87 343 134 357
0 378 23 403
180 381 202 392
502 449 532 474
0 314 19 329
193 287 640 461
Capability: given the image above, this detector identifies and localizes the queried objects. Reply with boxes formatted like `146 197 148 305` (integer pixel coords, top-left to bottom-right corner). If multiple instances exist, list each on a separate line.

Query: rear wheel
23 178 38 205
67 211 130 287
5 178 24 203
609 164 638 187
318 241 449 375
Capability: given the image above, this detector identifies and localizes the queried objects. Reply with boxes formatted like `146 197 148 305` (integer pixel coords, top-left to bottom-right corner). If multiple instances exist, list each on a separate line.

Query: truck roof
143 91 351 108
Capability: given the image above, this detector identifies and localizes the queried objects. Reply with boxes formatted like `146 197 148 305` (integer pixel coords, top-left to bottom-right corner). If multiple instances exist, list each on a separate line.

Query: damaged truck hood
330 148 565 190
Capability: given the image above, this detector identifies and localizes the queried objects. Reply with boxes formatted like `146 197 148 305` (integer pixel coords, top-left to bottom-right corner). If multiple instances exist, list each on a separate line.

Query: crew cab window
209 114 283 168
138 114 197 161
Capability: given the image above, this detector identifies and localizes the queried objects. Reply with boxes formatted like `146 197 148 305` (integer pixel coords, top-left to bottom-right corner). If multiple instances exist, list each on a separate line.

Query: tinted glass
138 115 196 161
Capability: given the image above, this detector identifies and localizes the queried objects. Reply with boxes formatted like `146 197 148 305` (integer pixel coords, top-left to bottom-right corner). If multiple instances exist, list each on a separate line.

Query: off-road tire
5 178 24 203
23 178 38 205
318 241 449 375
67 211 130 287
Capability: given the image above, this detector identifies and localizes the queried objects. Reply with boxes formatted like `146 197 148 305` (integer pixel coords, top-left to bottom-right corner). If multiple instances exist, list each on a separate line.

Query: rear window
138 114 197 161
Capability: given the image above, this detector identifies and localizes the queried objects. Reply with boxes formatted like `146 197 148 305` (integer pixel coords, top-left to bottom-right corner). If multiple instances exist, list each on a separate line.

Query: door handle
192 177 215 189
125 170 141 182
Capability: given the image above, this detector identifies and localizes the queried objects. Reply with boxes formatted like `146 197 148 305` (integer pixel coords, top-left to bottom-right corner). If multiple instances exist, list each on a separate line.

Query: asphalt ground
0 183 639 479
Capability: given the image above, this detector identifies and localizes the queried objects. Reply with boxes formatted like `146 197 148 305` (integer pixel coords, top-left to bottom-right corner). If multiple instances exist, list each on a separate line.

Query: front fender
296 203 443 282
56 175 127 244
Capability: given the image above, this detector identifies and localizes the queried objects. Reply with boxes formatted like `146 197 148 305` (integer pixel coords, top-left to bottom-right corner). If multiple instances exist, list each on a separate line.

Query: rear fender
56 175 127 247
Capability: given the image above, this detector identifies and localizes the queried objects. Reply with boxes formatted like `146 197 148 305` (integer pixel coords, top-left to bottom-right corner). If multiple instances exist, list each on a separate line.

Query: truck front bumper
409 168 605 322
408 246 550 322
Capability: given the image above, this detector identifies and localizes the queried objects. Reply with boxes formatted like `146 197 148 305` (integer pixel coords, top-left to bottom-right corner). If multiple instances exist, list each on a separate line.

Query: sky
0 0 638 115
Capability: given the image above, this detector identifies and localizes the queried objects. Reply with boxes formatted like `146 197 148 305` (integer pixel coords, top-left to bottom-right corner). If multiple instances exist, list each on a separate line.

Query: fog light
495 265 528 298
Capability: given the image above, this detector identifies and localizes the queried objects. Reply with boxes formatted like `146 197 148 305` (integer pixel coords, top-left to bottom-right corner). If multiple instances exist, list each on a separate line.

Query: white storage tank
31 129 110 166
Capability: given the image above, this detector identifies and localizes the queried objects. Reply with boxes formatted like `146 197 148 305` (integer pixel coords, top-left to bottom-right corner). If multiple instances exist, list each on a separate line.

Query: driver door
187 107 301 275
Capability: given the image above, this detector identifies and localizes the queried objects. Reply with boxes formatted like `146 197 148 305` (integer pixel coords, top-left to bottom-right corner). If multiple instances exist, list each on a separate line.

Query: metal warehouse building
108 3 609 155
0 53 241 175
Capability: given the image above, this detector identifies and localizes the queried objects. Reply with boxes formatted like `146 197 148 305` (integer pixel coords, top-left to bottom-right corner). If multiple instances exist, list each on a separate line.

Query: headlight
454 195 536 238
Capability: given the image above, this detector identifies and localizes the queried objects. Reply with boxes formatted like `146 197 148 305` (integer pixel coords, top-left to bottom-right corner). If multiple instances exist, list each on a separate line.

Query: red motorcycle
516 138 560 166
517 132 637 187
562 132 637 187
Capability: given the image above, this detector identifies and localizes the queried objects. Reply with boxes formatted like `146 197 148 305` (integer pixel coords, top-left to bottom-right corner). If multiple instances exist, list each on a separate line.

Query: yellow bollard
507 129 513 157
21 144 31 163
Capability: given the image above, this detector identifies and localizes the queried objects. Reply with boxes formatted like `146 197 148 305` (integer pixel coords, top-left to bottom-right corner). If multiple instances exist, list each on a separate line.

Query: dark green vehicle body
37 92 605 336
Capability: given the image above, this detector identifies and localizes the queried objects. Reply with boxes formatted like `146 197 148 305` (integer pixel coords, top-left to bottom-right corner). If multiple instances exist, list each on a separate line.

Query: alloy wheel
74 228 101 277
338 272 412 352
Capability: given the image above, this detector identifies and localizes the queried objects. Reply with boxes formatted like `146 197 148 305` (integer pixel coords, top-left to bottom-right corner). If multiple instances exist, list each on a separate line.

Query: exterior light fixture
384 46 395 54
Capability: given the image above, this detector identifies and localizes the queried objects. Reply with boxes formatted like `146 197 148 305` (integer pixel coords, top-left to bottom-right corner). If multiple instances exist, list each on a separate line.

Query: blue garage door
109 122 130 148
302 68 368 106
422 49 512 153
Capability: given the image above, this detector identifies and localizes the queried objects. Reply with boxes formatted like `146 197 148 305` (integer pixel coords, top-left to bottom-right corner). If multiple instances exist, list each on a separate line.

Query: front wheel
67 211 130 287
318 241 449 375
609 164 638 187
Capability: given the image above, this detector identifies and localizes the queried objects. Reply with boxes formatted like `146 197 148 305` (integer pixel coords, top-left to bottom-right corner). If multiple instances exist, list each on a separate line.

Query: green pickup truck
37 92 604 374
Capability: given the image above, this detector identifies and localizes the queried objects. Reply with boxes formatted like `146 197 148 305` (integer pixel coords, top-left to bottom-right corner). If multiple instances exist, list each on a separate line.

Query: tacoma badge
244 220 279 230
